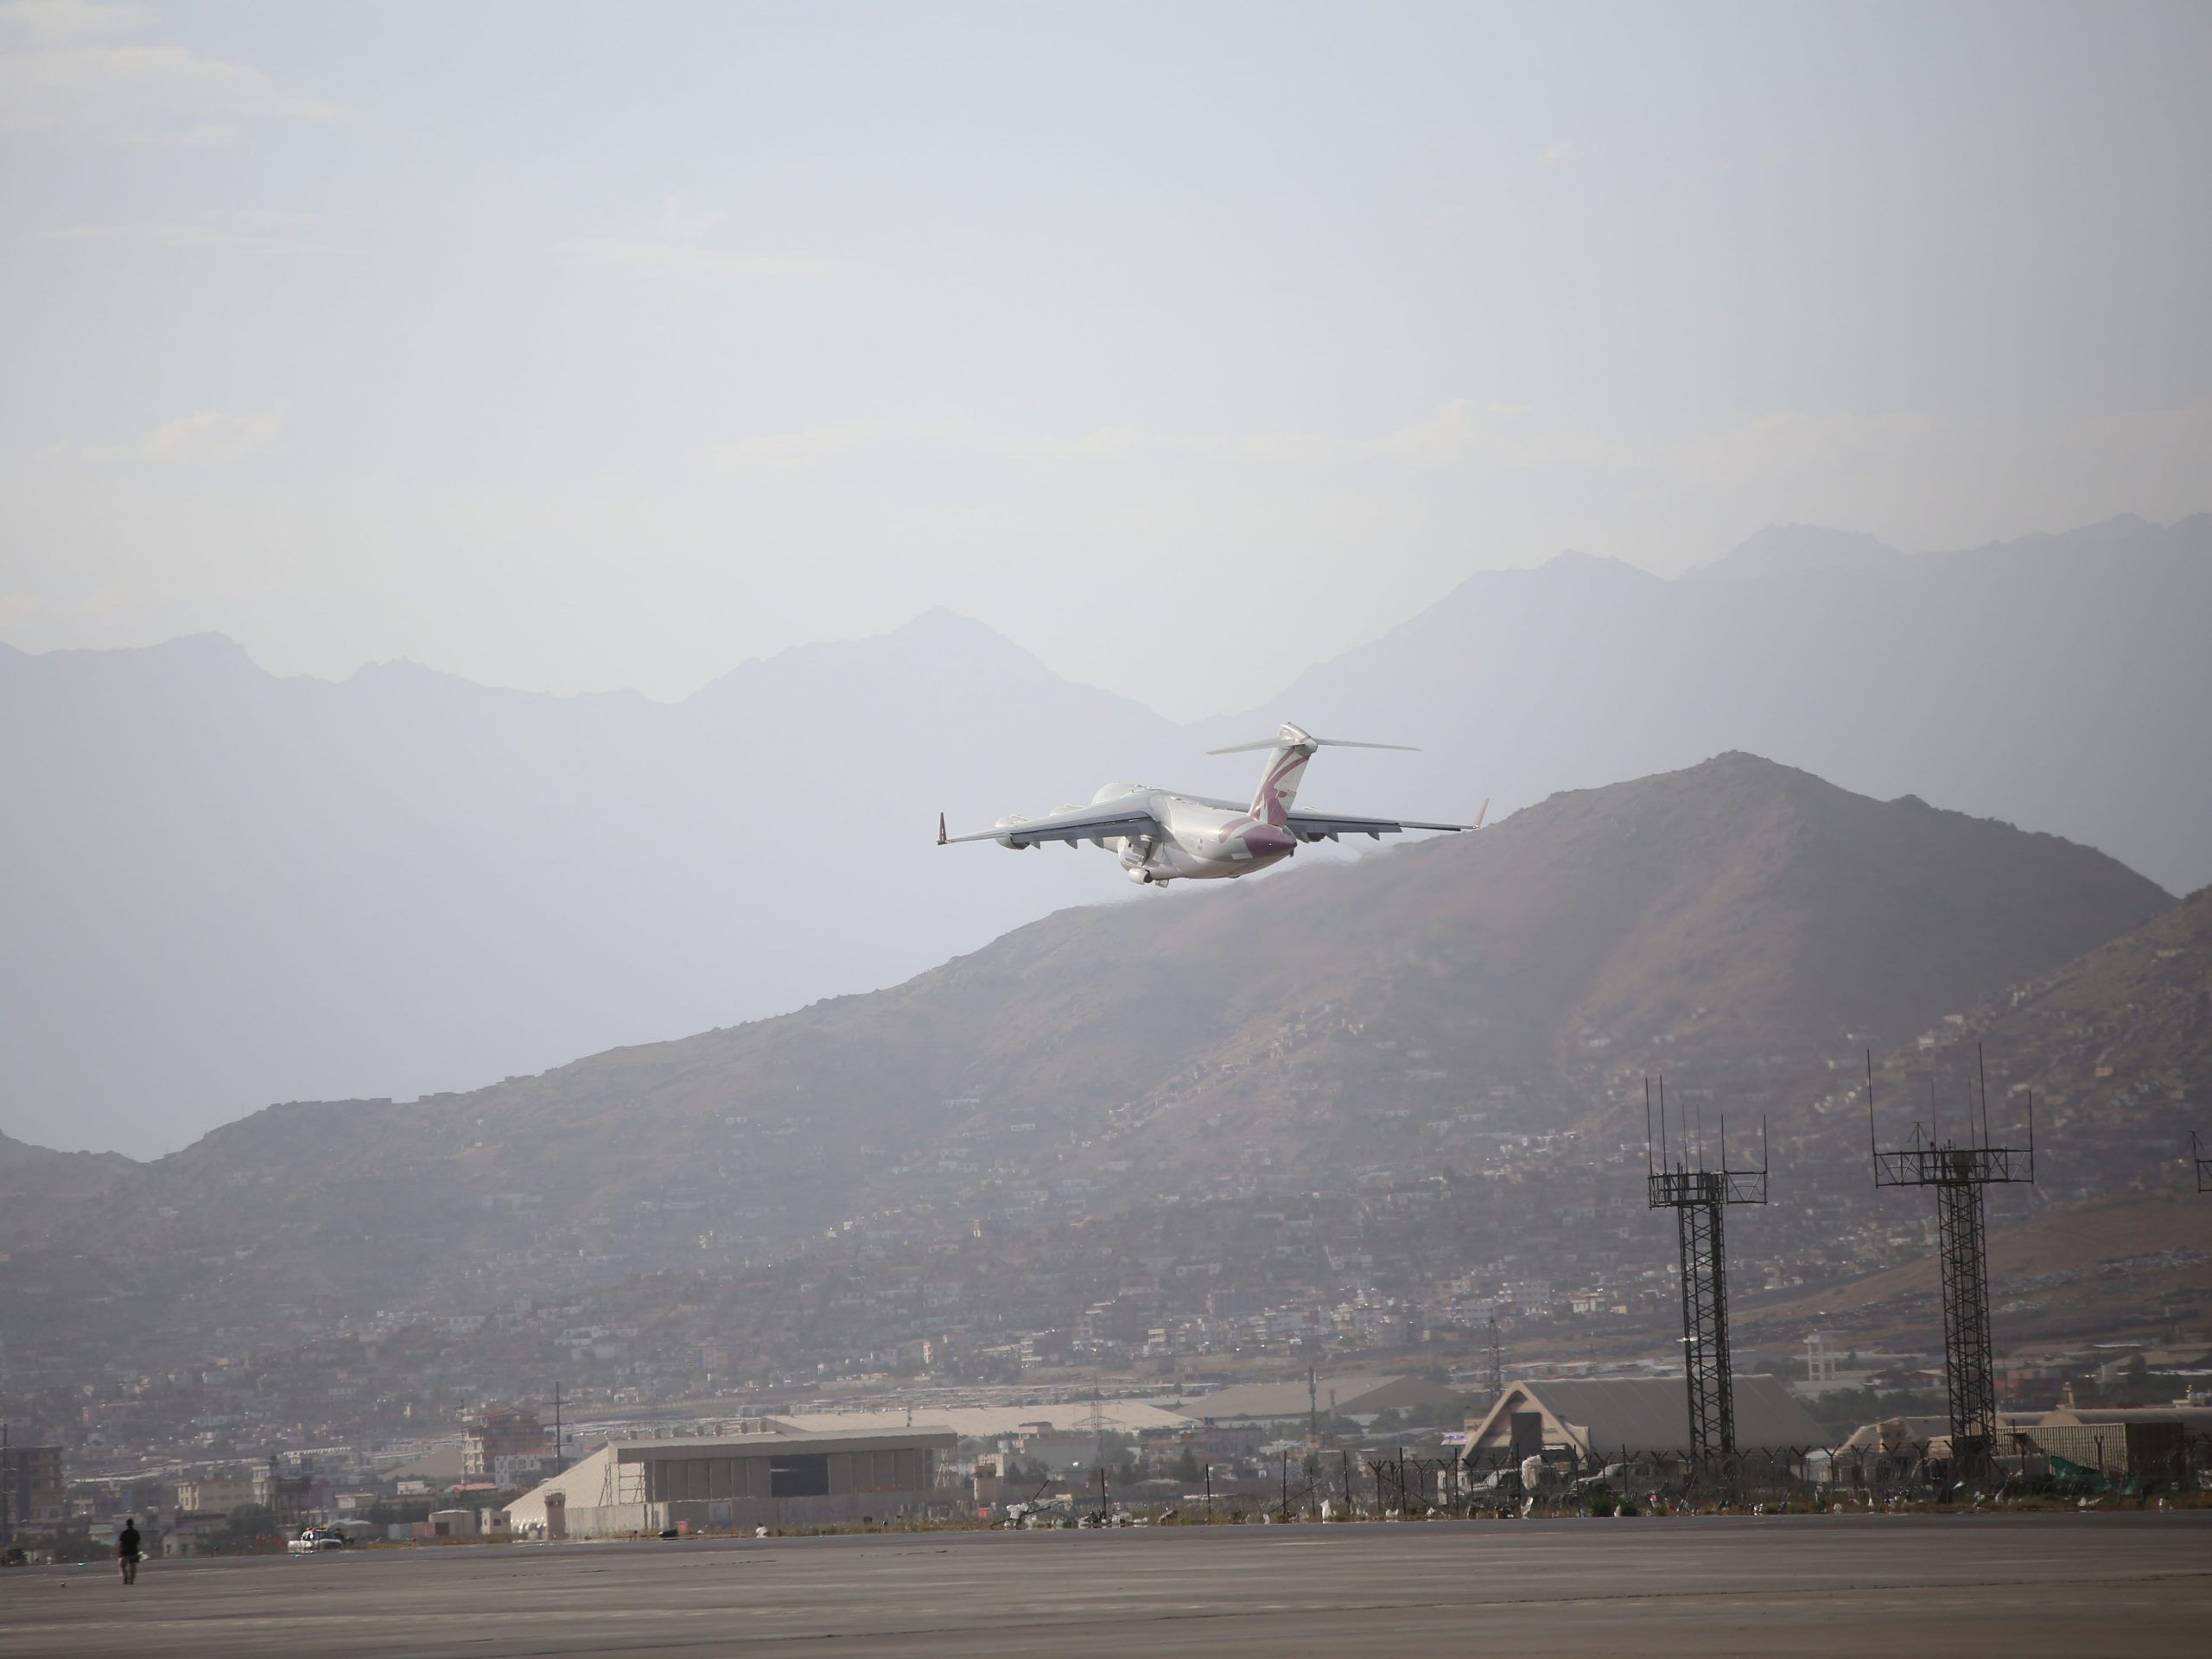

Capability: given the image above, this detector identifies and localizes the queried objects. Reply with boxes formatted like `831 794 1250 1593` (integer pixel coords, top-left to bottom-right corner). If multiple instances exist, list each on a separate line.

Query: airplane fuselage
1084 782 1298 884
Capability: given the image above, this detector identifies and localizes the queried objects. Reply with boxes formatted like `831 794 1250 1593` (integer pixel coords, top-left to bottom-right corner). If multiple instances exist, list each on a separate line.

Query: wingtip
1474 798 1489 830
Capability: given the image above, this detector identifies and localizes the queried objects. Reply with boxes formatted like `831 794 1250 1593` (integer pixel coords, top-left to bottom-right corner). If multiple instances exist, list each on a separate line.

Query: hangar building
1462 1376 1826 1469
506 1425 956 1538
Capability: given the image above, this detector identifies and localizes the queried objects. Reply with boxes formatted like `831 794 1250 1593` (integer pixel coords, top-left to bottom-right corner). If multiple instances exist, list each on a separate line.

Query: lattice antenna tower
1484 1313 1503 1405
2190 1131 2211 1195
1644 1076 1767 1468
1868 1046 2036 1475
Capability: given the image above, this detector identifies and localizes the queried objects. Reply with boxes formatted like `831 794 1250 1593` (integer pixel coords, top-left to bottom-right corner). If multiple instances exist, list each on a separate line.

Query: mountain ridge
1212 512 2210 893
5 512 2207 1150
1684 522 1907 582
0 749 2193 1435
0 752 2165 1311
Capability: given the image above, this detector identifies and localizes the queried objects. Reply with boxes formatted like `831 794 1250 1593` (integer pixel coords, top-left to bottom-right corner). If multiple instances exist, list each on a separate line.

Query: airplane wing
1181 794 1482 841
938 800 1160 848
1283 810 1475 841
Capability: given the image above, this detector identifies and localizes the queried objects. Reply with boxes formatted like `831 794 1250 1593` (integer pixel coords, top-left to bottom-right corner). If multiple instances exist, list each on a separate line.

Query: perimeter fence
1012 1433 2212 1527
1447 1430 2212 1510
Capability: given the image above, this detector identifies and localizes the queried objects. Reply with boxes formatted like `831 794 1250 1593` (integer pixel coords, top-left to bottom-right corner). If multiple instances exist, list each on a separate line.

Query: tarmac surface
3 1513 2208 1657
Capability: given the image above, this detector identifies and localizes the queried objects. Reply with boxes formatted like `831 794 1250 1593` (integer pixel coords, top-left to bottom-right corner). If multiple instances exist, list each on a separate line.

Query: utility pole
552 1381 565 1476
1308 1365 1318 1441
1645 1077 1766 1474
1869 1048 2036 1489
1484 1313 1503 1407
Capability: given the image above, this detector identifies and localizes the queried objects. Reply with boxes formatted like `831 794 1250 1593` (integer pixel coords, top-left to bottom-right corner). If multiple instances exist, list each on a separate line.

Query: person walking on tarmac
117 1516 142 1586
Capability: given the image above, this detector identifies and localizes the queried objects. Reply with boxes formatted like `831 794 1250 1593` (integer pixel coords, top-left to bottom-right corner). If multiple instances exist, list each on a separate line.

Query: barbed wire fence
1452 1432 2212 1510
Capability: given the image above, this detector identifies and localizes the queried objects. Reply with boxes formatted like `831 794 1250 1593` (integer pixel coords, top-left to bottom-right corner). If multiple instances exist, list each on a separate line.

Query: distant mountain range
0 610 1180 1151
0 752 2175 1365
3 512 2207 1149
1219 512 2211 899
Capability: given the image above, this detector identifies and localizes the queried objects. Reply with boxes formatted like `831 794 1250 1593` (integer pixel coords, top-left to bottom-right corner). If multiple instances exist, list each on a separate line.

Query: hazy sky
4 0 2207 717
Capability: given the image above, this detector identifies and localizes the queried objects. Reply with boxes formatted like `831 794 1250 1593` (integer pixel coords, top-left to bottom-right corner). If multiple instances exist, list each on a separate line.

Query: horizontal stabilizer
1206 734 1420 755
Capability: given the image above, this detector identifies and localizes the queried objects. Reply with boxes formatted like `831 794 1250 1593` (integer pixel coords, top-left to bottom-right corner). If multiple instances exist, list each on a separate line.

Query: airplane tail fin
1206 723 1418 825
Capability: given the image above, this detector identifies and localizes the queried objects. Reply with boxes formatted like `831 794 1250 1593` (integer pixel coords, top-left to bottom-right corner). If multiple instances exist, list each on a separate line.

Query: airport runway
3 1514 2207 1657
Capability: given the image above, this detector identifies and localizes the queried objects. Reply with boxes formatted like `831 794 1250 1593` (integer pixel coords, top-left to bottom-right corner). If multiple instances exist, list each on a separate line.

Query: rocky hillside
0 753 2169 1357
1853 884 2212 1200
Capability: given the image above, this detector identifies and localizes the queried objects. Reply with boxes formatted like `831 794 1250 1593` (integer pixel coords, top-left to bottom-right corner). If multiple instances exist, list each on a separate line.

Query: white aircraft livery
940 722 1482 887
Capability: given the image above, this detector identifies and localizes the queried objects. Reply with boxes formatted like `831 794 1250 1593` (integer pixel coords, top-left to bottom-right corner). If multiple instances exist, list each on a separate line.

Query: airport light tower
2191 1132 2211 1195
1867 1048 2035 1476
1644 1077 1767 1469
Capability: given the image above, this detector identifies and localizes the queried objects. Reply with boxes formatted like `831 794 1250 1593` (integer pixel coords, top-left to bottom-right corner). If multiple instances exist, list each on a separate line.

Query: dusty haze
4 3 2210 1150
4 1 2209 716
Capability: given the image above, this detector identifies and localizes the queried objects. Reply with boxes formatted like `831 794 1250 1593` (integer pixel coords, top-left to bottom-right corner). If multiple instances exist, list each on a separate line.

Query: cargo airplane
938 722 1480 886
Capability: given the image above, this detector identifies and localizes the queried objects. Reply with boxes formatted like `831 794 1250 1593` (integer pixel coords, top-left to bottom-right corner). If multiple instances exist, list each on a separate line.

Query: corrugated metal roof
1466 1375 1825 1455
619 1426 956 1459
2048 1405 2212 1431
505 1445 620 1522
1176 1372 1454 1422
779 1403 1192 1437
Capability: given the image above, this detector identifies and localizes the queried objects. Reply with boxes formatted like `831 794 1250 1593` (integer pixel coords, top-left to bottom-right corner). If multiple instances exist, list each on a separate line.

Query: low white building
507 1425 956 1539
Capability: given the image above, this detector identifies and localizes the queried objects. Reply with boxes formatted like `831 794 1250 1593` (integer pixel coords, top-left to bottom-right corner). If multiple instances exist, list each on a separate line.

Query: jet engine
992 814 1033 850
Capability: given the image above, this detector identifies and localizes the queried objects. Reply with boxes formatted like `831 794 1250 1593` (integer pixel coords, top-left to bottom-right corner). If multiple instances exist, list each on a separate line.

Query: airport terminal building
507 1426 956 1538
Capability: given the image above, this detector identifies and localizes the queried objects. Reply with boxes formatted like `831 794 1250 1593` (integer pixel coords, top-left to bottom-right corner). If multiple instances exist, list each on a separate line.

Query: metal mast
1868 1047 2036 1480
1644 1077 1767 1469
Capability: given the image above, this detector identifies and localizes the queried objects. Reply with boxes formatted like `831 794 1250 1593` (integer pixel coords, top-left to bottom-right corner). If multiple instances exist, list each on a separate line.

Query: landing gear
1121 833 1167 886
